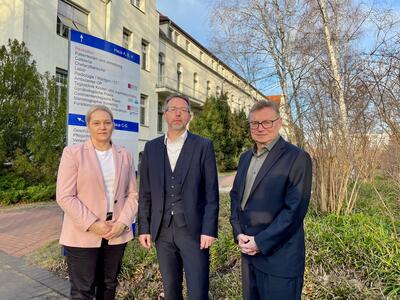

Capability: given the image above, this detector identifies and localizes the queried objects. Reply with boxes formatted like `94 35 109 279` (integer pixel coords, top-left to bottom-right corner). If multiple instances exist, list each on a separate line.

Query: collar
252 135 280 156
164 130 188 145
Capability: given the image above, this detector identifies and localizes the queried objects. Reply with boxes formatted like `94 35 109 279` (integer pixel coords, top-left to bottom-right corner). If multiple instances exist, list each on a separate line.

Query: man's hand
237 234 259 256
102 221 126 240
138 234 152 249
200 235 216 250
88 220 111 236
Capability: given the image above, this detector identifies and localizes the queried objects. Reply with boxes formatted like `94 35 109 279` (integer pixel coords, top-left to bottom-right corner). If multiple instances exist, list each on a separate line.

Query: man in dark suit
230 100 312 300
138 94 219 300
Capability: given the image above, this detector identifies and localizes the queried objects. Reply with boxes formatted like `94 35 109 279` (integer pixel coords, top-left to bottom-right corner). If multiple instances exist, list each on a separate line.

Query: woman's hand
88 220 111 236
102 221 127 240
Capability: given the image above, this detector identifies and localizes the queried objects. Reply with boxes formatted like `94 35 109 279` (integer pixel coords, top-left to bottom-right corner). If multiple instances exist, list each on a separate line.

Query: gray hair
86 105 114 124
248 100 280 119
164 93 191 112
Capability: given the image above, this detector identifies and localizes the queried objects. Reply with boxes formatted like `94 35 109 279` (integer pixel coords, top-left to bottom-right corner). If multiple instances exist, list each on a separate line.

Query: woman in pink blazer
56 105 138 300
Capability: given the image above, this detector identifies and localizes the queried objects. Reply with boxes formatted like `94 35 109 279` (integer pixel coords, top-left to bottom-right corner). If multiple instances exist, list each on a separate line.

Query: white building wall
0 0 24 46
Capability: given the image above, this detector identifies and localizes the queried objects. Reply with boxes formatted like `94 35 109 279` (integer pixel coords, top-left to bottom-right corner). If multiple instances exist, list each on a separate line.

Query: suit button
171 185 174 189
171 194 174 197
171 176 175 179
114 200 118 203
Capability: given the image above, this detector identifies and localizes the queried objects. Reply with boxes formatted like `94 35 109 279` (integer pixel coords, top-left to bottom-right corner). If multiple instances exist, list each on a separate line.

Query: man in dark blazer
138 94 219 300
230 100 312 300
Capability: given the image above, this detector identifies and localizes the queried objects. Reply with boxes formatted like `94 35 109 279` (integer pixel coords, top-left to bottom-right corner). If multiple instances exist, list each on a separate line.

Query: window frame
56 67 68 104
56 0 89 38
122 27 132 49
130 0 145 11
140 94 148 126
141 39 150 71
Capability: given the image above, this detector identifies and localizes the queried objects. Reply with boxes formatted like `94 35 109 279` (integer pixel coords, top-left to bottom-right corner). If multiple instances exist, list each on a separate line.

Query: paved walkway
0 204 63 257
218 173 235 193
0 203 68 299
0 251 68 299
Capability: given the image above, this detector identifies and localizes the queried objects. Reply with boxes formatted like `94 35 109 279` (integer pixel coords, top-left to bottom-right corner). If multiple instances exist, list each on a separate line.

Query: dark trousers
155 218 209 300
241 257 303 300
64 239 126 300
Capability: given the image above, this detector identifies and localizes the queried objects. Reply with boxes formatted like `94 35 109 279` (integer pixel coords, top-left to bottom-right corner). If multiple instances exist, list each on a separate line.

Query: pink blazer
56 140 138 247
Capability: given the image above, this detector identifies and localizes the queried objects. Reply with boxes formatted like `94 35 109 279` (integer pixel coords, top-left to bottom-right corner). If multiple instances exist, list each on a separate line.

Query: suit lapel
177 132 195 185
112 143 122 197
248 137 287 198
155 136 165 188
238 151 253 203
84 140 106 195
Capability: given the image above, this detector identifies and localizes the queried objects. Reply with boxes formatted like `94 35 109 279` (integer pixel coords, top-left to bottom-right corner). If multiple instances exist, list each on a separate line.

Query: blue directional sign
67 29 141 166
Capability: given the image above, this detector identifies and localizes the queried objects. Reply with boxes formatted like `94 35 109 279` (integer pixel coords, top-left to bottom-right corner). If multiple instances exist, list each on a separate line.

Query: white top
95 148 115 213
164 130 188 172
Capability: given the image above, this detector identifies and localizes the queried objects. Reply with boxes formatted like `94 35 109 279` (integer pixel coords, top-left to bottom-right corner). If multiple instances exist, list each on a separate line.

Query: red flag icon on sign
127 104 132 110
128 83 134 89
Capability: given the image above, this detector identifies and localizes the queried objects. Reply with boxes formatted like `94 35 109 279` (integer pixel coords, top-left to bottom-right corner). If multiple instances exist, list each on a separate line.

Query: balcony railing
156 76 207 104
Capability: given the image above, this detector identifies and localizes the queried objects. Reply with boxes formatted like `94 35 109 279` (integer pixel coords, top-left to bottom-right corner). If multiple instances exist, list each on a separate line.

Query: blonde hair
86 105 114 124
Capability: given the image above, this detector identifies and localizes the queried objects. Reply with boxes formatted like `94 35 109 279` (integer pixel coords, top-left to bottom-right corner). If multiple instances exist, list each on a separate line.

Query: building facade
0 0 264 153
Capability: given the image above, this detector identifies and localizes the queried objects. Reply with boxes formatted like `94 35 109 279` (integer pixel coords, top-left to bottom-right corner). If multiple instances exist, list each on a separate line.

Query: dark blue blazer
230 137 312 277
138 132 219 241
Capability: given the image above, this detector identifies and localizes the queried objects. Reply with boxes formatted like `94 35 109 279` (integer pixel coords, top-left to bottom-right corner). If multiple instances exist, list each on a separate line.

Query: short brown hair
248 100 280 119
86 105 114 124
164 93 191 112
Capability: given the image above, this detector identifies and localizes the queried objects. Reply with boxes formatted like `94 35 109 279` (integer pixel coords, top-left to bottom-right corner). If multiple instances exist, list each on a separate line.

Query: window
122 28 131 49
57 0 88 38
141 39 149 70
140 94 148 125
130 0 144 11
158 53 165 83
56 68 68 103
206 81 211 98
157 101 164 132
177 64 183 92
193 73 198 97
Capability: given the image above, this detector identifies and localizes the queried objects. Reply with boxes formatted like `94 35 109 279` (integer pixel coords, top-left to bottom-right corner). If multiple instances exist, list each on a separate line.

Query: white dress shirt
164 130 188 172
95 148 115 213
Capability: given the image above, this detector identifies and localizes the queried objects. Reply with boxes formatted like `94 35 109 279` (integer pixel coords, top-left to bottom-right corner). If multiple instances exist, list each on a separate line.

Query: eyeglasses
249 117 280 129
165 107 190 113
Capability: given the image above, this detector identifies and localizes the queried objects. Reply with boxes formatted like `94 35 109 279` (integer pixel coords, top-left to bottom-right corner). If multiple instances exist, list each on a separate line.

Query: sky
157 0 400 50
156 0 212 48
156 0 400 95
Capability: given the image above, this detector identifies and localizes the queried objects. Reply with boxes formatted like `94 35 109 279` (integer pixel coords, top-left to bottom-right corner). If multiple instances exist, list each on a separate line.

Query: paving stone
0 251 69 300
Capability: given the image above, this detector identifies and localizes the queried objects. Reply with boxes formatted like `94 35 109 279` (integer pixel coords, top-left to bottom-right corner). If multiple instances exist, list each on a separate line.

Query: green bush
305 210 400 298
190 93 251 171
0 171 55 205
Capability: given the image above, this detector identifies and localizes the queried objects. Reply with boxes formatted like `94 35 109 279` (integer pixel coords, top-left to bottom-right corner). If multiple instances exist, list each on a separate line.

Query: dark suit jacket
138 132 219 241
230 136 312 277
